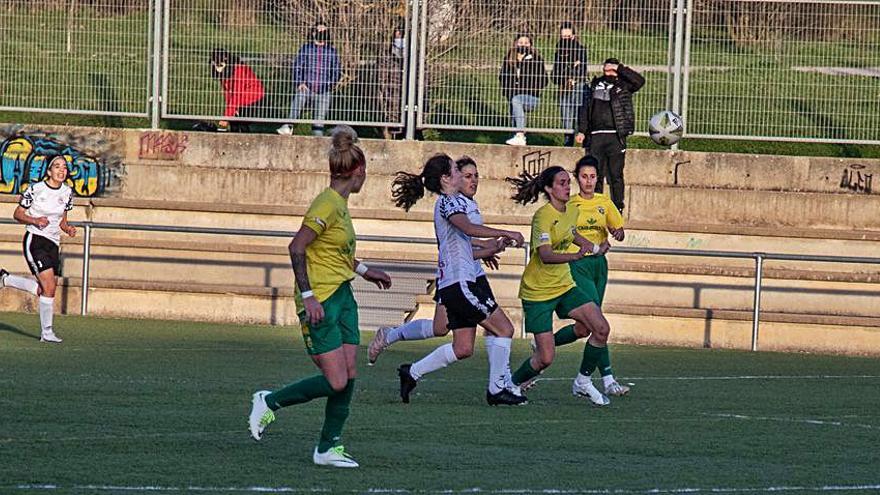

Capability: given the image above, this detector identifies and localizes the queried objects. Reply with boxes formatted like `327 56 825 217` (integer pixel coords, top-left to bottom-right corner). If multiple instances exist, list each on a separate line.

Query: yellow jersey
295 187 356 312
519 202 578 302
566 192 624 254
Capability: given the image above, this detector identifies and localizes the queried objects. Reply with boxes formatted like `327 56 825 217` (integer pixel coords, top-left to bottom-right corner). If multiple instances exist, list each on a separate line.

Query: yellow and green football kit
566 193 624 305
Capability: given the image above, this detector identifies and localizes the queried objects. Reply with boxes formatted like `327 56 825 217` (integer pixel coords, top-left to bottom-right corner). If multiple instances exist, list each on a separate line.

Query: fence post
665 0 677 111
751 253 764 352
670 0 686 150
681 0 694 138
150 0 163 129
405 0 421 140
521 241 530 339
80 225 92 316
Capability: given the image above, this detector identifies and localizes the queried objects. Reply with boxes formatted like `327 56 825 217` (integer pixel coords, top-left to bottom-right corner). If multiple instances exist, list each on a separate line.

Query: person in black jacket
576 58 644 213
552 22 589 146
499 34 548 146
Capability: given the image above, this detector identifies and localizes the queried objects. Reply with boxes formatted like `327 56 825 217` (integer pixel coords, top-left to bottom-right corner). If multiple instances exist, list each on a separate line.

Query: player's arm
537 242 587 264
13 205 48 229
60 211 76 237
354 259 392 290
289 225 323 324
448 213 524 247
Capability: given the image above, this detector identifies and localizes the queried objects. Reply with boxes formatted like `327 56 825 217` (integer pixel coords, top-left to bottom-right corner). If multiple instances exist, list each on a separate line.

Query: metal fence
1 0 879 143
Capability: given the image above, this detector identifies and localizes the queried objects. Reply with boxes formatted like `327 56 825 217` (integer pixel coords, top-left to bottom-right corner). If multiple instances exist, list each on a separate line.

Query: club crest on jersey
587 217 597 225
597 206 605 215
539 232 550 243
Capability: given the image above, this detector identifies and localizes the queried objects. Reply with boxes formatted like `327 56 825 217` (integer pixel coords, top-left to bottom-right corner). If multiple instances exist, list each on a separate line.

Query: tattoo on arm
291 252 312 293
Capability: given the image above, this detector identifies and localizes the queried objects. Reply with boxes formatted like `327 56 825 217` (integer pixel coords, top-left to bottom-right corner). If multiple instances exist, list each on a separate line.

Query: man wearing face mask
575 58 644 213
278 22 342 137
552 22 589 147
210 48 265 132
377 27 406 139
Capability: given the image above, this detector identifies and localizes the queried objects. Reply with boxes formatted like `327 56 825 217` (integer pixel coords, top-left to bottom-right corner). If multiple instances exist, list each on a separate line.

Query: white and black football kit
433 193 498 330
19 181 74 276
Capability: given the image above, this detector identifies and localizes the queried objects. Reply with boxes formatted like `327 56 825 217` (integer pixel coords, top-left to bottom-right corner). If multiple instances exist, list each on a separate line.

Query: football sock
318 379 355 454
579 342 604 376
38 296 54 333
603 374 617 388
265 374 335 410
554 324 578 346
598 345 613 377
387 319 433 344
4 274 39 295
409 343 457 380
512 358 540 386
485 336 512 394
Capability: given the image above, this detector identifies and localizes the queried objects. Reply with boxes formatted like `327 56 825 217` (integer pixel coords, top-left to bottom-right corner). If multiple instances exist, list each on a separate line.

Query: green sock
265 374 335 410
554 324 578 347
598 345 613 377
579 343 604 376
318 379 355 453
512 358 540 386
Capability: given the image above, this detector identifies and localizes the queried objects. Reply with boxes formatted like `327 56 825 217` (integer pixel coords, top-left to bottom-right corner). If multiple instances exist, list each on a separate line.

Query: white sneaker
40 329 62 343
313 445 359 468
367 326 391 365
505 133 527 146
276 124 293 135
604 380 630 396
0 268 8 287
248 390 274 440
572 378 610 406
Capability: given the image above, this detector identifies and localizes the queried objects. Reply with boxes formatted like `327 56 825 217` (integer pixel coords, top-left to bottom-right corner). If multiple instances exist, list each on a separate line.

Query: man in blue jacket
278 22 342 137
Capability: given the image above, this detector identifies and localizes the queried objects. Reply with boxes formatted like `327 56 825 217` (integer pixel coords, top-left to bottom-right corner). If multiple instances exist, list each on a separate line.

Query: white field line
706 413 880 431
7 482 880 493
533 375 880 382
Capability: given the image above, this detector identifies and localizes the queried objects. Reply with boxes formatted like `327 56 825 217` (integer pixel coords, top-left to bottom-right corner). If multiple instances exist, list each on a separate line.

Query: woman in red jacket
211 48 265 132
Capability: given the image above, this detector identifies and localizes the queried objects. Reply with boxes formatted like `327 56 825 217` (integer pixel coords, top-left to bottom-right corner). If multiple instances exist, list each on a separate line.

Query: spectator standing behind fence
277 22 341 137
210 49 265 133
499 34 548 146
575 58 644 213
552 22 589 147
377 27 406 140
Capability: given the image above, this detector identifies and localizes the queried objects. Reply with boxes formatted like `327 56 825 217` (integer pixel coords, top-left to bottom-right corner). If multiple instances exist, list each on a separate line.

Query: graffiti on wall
0 126 124 197
839 164 873 194
138 131 188 161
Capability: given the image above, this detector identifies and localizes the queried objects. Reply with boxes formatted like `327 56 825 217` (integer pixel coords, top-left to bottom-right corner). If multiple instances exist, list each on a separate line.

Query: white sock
602 374 616 388
409 343 457 380
387 319 434 345
39 296 54 333
485 336 512 394
575 372 592 384
4 274 39 295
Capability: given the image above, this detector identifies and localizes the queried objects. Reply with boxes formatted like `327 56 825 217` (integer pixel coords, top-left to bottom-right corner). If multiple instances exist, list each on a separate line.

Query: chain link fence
162 0 408 133
0 0 153 117
0 0 878 143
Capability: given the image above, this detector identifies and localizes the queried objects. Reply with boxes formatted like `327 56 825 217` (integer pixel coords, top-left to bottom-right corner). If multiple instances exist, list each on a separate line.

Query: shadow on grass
0 321 38 341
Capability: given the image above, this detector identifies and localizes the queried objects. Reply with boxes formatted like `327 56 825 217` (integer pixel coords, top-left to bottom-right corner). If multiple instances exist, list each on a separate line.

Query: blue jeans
287 89 332 135
510 94 539 130
559 83 585 133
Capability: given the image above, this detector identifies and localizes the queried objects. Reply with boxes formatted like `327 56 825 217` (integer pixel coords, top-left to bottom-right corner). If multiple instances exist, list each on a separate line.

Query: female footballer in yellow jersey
553 155 630 399
505 165 613 405
248 126 392 468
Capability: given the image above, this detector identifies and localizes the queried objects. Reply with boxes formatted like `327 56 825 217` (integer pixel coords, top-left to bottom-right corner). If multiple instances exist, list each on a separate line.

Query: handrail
2 218 880 351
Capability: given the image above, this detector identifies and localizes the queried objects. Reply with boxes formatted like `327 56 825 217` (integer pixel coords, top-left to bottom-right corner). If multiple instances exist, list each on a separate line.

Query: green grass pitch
1 311 879 494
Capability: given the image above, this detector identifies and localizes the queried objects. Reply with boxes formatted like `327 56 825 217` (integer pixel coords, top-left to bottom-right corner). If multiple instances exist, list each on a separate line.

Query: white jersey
463 195 487 278
434 193 478 289
19 181 74 245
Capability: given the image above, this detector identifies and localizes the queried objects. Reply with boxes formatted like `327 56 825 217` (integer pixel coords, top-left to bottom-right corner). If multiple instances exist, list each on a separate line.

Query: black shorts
434 275 494 305
23 232 61 276
437 278 499 331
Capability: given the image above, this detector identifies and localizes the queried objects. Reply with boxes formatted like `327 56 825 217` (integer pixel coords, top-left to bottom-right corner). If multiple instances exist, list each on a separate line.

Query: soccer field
1 311 879 495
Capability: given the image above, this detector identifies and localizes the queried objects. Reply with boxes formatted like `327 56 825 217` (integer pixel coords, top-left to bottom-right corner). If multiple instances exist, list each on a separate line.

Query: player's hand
364 268 392 290
33 217 49 229
304 295 325 325
483 255 500 271
63 225 77 237
608 226 625 242
504 231 525 248
575 133 585 144
598 240 611 255
577 243 590 257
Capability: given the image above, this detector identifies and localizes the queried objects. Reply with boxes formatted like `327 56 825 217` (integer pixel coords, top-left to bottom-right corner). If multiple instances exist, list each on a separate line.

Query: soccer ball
648 110 684 146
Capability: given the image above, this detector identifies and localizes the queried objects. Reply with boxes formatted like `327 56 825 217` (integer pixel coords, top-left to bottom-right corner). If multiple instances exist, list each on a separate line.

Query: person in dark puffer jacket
499 34 548 146
575 58 644 213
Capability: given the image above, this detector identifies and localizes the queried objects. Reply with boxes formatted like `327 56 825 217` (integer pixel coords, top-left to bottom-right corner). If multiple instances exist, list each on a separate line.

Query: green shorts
521 286 591 334
569 255 608 306
298 282 359 355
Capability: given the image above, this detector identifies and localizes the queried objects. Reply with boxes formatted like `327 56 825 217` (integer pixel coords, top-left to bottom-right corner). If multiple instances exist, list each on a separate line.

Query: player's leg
369 284 448 365
480 307 526 405
0 268 39 295
568 301 613 405
511 297 557 388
